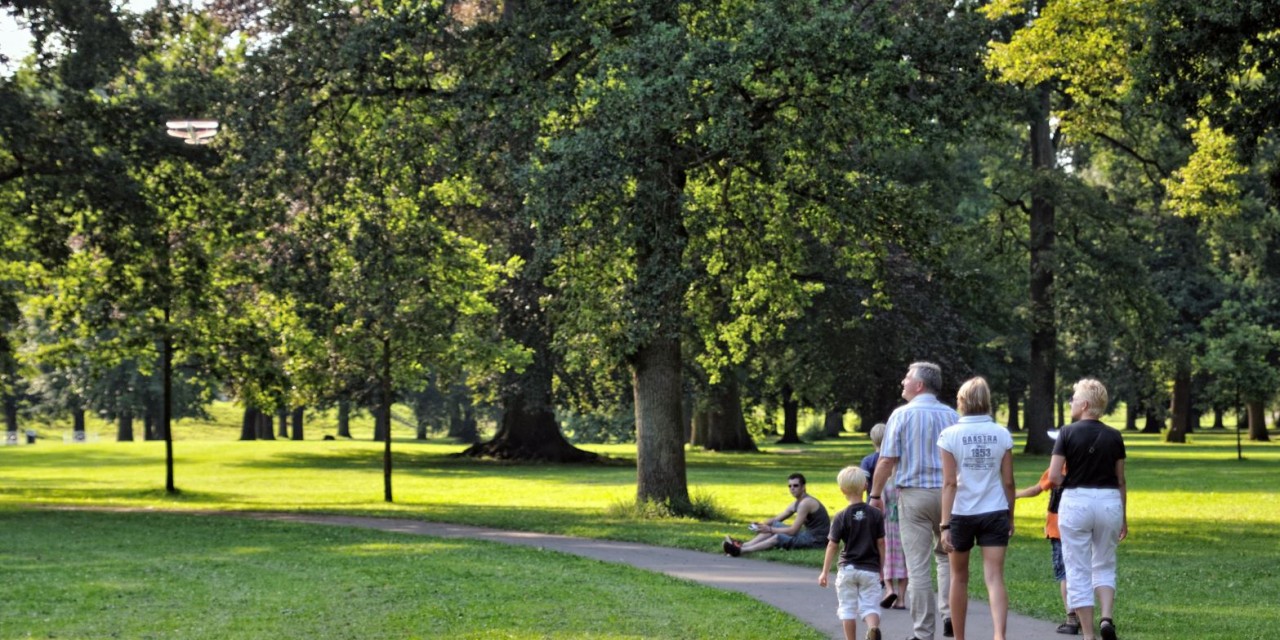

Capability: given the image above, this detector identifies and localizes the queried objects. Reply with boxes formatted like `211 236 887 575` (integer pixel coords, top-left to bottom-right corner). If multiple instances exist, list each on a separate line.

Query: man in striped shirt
869 362 959 640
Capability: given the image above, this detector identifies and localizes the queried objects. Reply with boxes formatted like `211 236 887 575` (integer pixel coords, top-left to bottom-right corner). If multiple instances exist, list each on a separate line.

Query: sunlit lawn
3 409 1277 640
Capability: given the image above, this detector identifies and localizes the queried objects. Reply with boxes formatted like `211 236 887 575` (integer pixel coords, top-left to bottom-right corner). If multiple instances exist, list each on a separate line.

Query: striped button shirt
880 394 959 489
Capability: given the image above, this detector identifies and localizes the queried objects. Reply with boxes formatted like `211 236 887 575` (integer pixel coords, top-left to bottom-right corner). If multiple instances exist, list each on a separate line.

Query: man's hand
818 571 829 588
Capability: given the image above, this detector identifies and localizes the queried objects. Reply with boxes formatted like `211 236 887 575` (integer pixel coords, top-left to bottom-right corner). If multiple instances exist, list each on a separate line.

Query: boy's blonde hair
838 466 867 497
869 422 886 448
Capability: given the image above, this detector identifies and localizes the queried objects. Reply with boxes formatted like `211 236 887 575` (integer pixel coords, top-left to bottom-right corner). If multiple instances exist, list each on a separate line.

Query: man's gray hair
908 361 943 394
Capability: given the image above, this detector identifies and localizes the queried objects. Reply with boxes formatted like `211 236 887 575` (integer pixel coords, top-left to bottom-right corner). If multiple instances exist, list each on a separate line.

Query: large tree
529 0 994 510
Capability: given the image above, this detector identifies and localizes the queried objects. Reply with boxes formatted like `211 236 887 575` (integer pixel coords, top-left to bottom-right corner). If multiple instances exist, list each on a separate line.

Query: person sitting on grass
724 473 831 557
819 466 886 640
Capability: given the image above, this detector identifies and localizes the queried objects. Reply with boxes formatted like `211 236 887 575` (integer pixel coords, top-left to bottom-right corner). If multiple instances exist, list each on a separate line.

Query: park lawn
2 426 1277 640
0 508 821 640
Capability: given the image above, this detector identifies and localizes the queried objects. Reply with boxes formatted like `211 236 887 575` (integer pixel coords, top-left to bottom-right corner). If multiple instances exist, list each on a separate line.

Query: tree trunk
778 385 803 444
256 410 275 440
73 408 86 439
290 406 304 441
412 391 431 440
117 413 134 442
1024 83 1058 455
1212 406 1225 430
276 408 289 439
1142 405 1163 434
380 336 393 503
632 338 690 510
1125 402 1138 431
460 207 598 463
823 409 844 438
696 375 757 452
3 391 17 435
1166 368 1191 443
337 400 352 438
1247 400 1271 441
1007 383 1021 431
240 407 258 440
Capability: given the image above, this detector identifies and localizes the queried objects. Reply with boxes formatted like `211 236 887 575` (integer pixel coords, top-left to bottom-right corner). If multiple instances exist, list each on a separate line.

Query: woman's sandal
879 593 897 608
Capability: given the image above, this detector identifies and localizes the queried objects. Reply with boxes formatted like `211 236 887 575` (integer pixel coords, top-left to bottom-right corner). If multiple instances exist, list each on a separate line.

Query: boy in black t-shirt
820 466 886 640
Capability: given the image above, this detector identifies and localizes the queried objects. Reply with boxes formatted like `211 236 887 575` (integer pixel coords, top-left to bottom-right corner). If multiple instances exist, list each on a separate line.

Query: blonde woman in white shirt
938 376 1015 640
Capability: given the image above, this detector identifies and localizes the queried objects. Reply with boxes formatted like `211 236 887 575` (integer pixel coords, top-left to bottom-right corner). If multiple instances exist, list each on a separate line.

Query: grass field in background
1 509 821 640
3 412 1277 640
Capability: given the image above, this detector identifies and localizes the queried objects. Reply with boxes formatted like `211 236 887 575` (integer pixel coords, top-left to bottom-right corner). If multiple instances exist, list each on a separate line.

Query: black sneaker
943 617 954 637
1100 618 1118 640
722 539 741 557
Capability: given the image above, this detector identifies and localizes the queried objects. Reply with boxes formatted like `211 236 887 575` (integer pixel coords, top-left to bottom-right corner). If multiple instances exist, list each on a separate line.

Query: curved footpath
232 512 1062 640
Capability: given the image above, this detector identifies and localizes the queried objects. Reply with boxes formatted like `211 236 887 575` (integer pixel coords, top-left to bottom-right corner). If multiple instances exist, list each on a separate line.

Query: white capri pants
1058 487 1123 609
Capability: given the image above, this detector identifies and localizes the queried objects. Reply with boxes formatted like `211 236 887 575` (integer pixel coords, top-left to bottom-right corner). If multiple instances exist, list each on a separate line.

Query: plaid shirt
880 394 959 489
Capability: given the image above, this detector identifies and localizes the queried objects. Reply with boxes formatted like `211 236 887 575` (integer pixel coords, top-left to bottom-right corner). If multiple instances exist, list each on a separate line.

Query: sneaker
865 628 881 640
943 617 954 637
722 539 741 557
1100 618 1117 640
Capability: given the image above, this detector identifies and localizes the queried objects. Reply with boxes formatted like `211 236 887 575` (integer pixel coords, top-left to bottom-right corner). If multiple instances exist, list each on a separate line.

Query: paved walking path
231 512 1065 640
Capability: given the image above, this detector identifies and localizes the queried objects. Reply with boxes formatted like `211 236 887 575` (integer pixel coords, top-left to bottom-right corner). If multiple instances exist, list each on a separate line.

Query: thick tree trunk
695 375 757 452
276 408 289 439
823 410 843 438
1025 84 1058 455
73 408 86 439
337 400 352 438
460 189 598 462
632 338 690 510
1007 383 1021 431
117 413 134 442
1212 406 1225 430
256 411 274 440
777 385 803 444
1247 400 1271 441
290 406 304 441
1142 405 1164 434
1125 402 1138 431
1166 369 1192 443
240 407 258 441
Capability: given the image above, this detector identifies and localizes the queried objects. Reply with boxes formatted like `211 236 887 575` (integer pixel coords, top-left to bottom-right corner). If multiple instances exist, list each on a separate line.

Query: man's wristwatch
940 524 950 530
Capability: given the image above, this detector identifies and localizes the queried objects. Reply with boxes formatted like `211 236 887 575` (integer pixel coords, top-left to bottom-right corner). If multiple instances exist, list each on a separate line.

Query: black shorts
949 510 1011 552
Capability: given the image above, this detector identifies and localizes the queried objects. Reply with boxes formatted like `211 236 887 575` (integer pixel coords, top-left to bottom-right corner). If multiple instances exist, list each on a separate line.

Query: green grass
3 417 1277 640
1 508 820 640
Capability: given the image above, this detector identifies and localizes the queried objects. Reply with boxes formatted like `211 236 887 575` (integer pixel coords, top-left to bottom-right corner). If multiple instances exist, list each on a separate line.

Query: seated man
725 473 831 556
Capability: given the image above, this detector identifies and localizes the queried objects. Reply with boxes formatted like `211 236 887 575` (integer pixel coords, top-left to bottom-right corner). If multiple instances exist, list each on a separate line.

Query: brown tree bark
290 406 304 441
693 376 757 452
1247 400 1271 441
777 385 803 444
633 337 690 510
116 413 134 442
823 410 844 438
240 407 258 441
1166 368 1191 443
337 400 352 438
1007 382 1021 432
1024 83 1058 455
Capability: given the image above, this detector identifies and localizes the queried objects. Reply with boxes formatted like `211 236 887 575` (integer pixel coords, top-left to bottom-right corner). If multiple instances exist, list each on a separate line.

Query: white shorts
835 566 882 621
